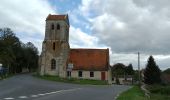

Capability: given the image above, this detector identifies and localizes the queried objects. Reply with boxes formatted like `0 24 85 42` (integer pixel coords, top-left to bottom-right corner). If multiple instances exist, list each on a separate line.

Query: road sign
67 68 72 71
68 63 73 69
67 63 73 79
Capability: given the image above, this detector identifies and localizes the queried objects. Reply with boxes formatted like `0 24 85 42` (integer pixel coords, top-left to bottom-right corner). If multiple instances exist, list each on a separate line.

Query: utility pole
138 52 141 85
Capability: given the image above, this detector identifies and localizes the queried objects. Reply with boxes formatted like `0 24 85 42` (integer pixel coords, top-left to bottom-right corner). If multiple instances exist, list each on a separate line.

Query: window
53 42 55 50
57 24 60 30
78 71 82 77
51 59 56 69
51 24 54 30
90 71 94 77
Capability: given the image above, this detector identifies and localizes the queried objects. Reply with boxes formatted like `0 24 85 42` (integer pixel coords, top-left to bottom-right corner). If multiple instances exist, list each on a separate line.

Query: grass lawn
117 85 170 100
34 74 108 85
116 85 147 100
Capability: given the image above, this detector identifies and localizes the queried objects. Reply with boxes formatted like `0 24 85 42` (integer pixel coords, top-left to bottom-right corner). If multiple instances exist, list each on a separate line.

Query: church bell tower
39 14 70 77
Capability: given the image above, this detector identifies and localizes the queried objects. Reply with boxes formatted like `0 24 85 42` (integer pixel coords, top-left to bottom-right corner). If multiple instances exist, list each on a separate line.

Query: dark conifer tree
144 56 161 84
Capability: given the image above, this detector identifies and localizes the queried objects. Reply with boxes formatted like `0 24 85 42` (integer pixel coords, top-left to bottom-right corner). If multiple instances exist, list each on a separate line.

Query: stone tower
39 14 70 77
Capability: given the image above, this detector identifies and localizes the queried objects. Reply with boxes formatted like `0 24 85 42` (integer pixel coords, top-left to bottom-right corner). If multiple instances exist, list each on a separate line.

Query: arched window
51 59 56 69
53 42 55 50
51 24 54 30
57 24 60 30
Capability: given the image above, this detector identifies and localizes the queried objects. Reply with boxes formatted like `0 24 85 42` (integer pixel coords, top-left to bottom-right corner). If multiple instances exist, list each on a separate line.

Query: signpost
67 63 73 79
0 63 2 70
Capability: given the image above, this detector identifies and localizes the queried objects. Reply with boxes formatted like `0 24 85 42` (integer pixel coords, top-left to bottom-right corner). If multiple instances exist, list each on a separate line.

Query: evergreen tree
144 56 161 84
126 64 134 75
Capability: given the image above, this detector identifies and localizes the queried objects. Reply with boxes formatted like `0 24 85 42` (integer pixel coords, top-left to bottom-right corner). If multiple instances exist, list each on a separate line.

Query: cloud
0 0 106 53
1 0 170 70
77 0 170 69
79 0 170 55
0 0 55 35
0 0 56 52
69 26 108 48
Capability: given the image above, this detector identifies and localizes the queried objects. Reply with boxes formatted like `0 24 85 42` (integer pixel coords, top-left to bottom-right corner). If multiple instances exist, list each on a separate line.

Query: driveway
0 74 131 100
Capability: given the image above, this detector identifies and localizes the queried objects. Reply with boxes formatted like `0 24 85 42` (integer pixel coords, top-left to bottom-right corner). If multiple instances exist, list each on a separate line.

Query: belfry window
57 24 60 30
51 24 54 30
53 42 55 50
51 59 56 69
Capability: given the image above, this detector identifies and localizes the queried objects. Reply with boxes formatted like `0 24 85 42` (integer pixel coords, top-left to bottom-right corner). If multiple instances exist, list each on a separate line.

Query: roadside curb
141 83 150 98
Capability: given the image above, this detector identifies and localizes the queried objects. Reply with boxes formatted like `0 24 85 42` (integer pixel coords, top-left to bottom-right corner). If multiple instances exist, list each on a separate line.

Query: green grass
150 93 170 100
147 84 170 95
117 85 170 100
34 74 108 85
147 85 170 100
116 86 147 100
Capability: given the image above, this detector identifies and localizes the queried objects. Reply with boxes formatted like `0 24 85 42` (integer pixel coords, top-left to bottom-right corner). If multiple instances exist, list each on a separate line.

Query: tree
126 64 134 75
163 68 170 74
0 28 21 73
112 63 125 76
144 56 161 84
24 42 38 72
0 28 39 73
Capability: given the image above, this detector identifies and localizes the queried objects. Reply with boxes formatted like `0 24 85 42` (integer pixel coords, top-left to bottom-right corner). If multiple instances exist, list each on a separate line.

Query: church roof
68 48 110 71
46 14 69 25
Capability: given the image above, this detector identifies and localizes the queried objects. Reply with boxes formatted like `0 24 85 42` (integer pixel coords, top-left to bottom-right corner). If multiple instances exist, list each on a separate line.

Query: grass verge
117 85 170 100
147 84 170 100
116 85 147 100
34 74 108 85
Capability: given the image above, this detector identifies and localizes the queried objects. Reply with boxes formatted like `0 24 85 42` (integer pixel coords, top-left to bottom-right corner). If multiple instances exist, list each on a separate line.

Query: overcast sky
0 0 170 70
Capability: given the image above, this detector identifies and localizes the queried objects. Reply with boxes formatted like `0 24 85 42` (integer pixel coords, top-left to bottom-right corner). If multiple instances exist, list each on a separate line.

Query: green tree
112 63 125 76
24 42 38 72
126 64 134 75
163 68 170 74
144 56 161 84
0 28 39 73
0 28 21 73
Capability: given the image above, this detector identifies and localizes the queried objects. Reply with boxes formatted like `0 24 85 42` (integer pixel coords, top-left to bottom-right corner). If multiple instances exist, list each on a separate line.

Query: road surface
0 74 131 100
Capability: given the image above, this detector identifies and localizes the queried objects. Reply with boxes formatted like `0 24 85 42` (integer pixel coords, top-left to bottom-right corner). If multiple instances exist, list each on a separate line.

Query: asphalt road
0 74 131 100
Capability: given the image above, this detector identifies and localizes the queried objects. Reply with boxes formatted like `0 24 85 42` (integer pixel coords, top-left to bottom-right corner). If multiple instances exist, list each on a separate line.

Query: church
39 14 112 84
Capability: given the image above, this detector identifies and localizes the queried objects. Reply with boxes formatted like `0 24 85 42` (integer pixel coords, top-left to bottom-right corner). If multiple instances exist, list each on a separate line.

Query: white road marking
30 95 38 98
2 88 81 100
39 88 81 96
38 93 46 96
18 96 27 99
4 98 14 100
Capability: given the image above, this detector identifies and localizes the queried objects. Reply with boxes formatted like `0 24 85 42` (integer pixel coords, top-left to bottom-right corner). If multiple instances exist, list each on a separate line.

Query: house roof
46 14 69 25
67 48 110 71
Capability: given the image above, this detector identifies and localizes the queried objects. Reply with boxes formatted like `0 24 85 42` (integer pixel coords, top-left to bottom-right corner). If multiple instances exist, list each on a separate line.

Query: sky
0 0 170 70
